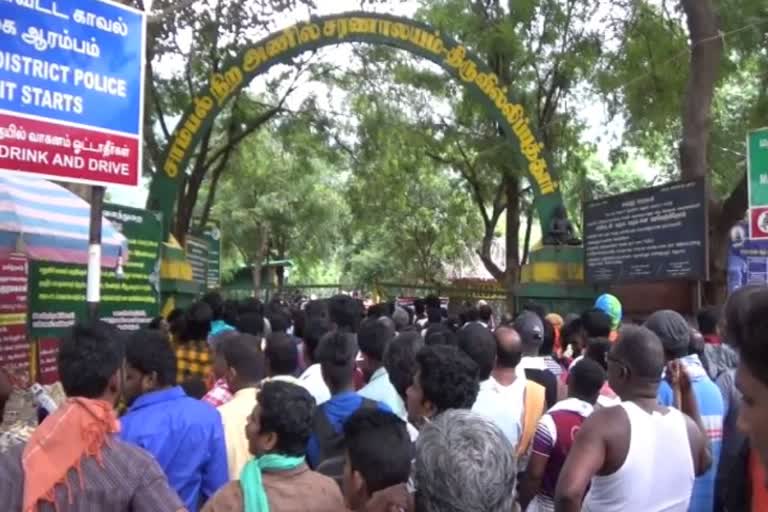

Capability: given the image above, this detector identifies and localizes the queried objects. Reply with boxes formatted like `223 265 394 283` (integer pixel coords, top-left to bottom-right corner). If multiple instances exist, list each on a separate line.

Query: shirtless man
554 325 712 512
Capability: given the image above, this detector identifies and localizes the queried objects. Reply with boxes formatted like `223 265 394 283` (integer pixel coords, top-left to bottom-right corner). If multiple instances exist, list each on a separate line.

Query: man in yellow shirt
216 333 266 479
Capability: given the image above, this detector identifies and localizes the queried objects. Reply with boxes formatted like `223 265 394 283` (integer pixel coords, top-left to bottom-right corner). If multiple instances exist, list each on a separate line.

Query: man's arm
519 415 555 509
554 414 607 512
201 416 230 502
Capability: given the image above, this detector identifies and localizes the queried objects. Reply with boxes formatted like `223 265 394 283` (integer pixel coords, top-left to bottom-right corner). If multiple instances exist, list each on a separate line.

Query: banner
0 253 27 377
748 128 768 239
28 204 161 337
728 222 768 293
203 223 221 290
185 234 208 289
0 0 145 187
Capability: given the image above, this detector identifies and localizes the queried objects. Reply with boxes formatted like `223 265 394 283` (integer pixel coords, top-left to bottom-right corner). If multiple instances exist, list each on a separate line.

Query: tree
211 104 348 294
141 0 315 242
596 0 768 302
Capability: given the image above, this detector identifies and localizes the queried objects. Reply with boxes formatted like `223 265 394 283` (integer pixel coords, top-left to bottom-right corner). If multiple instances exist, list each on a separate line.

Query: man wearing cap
516 311 561 409
644 310 724 512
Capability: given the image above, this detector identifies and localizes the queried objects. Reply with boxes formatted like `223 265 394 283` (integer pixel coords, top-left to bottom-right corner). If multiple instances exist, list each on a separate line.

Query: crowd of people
1 286 768 511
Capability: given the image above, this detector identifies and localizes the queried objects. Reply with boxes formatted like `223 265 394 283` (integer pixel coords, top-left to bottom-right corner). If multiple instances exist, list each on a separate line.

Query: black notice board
584 179 708 283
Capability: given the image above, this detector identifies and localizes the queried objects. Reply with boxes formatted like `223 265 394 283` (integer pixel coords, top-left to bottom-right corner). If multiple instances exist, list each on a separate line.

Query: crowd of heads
20 285 768 512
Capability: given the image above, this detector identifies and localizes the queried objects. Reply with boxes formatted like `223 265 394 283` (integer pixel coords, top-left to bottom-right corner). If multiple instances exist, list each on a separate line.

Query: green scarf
241 454 305 512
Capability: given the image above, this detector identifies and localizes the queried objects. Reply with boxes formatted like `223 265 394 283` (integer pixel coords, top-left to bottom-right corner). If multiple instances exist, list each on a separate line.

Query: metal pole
87 186 105 321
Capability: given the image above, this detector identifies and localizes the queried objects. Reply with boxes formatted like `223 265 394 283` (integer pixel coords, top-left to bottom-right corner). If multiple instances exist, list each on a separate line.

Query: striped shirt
0 437 184 511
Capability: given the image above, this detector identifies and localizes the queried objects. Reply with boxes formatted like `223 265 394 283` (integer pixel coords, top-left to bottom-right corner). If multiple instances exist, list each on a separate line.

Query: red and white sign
0 113 139 187
37 337 60 385
750 207 768 240
0 253 29 379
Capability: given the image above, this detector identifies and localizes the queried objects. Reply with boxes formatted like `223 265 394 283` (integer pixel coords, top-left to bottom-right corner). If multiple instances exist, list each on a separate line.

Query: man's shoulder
106 437 163 463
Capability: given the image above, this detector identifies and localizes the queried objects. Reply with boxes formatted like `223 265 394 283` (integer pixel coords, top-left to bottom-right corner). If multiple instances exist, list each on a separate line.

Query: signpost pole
86 186 105 321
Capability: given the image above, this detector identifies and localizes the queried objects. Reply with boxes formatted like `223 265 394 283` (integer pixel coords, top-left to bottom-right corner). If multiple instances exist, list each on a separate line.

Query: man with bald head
555 326 712 512
472 326 545 456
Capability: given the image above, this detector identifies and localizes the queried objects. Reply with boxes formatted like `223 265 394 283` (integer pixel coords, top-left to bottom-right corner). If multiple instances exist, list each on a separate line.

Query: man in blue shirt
645 310 724 512
307 330 390 468
121 329 228 511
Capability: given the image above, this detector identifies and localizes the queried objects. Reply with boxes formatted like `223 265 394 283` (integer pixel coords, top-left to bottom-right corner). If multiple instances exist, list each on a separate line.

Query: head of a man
329 295 363 333
696 306 721 337
568 358 606 404
343 409 413 509
358 319 395 381
606 325 665 400
406 345 479 428
265 332 298 378
246 381 315 458
123 329 177 406
384 331 424 401
724 285 768 477
202 291 225 321
494 326 523 370
302 317 332 366
57 322 125 406
581 308 613 340
316 331 358 395
643 310 691 361
514 311 544 356
457 323 496 381
181 302 213 342
214 333 265 392
414 410 517 512
478 304 493 325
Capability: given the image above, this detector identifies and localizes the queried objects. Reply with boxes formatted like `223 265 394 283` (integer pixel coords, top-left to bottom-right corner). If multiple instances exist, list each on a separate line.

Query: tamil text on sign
0 0 145 187
584 179 708 283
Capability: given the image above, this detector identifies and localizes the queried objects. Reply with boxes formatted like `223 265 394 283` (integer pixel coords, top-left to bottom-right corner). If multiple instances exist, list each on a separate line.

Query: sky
111 0 644 207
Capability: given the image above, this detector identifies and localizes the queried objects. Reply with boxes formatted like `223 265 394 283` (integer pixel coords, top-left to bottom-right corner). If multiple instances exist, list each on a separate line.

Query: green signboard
203 223 222 290
185 234 209 289
28 204 162 338
748 128 768 207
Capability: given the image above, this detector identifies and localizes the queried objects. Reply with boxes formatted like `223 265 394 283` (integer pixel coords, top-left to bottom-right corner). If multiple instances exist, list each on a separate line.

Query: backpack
311 397 379 487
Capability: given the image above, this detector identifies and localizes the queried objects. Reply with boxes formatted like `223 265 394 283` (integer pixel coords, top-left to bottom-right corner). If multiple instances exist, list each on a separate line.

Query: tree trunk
505 174 521 310
679 0 727 303
521 204 534 266
251 223 270 299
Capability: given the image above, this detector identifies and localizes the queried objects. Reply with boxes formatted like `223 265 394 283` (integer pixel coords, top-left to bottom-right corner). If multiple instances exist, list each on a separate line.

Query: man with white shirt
516 311 561 409
358 318 403 417
298 318 332 405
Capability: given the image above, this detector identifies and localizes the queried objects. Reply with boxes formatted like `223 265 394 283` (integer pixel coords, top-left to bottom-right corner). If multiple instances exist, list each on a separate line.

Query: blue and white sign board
728 222 768 293
0 0 145 187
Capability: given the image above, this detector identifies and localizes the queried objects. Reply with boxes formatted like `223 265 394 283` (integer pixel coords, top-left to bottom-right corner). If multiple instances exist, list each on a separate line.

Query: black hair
384 331 424 400
424 295 441 310
291 308 306 340
316 330 358 391
459 306 479 325
581 309 612 338
614 325 665 381
540 319 556 356
303 317 332 363
222 299 239 326
167 308 186 337
182 302 213 342
696 306 720 336
424 323 458 347
202 291 225 320
257 381 316 457
148 316 165 330
344 409 413 494
457 323 496 381
237 312 265 337
725 286 768 384
584 337 612 371
569 358 606 401
416 345 479 413
265 332 299 376
58 322 125 399
478 304 493 323
495 326 523 368
239 298 265 316
367 303 388 319
305 299 329 322
125 329 177 386
218 334 265 383
426 306 442 324
561 317 583 342
358 319 395 362
180 376 207 399
414 299 426 317
329 295 362 332
267 310 291 333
